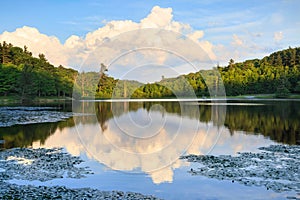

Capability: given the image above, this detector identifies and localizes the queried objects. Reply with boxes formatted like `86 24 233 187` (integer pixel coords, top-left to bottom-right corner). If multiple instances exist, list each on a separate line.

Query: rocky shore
0 148 93 181
181 145 300 199
0 182 161 200
0 107 73 127
0 148 161 200
1 143 299 199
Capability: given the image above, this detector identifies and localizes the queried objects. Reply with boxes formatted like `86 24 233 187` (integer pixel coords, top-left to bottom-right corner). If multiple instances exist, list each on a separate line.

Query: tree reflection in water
1 100 299 149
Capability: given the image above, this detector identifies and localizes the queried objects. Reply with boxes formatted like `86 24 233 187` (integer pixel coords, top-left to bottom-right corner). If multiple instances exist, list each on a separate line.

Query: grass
0 95 21 103
0 95 72 104
288 94 300 99
35 96 72 102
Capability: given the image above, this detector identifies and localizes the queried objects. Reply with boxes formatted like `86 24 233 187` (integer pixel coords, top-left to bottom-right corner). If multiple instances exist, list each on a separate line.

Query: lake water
0 99 299 199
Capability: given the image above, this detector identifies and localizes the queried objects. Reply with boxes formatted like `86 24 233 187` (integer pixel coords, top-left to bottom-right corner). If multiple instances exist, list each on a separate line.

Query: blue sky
0 0 299 73
1 0 299 43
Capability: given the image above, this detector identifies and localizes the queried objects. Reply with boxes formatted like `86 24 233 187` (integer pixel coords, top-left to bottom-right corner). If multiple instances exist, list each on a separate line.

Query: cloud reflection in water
33 101 274 184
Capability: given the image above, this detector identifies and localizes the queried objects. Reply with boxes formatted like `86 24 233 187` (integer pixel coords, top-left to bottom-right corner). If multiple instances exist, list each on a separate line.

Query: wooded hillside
1 41 300 99
0 41 77 100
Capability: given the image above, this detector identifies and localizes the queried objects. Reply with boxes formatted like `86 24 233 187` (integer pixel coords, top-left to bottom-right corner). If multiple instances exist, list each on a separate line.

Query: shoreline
0 96 73 104
1 94 300 105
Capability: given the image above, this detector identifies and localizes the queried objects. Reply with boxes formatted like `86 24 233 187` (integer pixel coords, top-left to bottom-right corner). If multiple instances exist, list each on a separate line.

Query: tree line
135 47 300 98
219 47 300 97
0 41 77 101
1 41 300 99
79 47 300 98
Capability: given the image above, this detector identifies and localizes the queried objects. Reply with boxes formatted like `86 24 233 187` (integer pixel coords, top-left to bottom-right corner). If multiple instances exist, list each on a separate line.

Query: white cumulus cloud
188 30 204 42
140 6 173 28
0 6 216 75
0 26 68 66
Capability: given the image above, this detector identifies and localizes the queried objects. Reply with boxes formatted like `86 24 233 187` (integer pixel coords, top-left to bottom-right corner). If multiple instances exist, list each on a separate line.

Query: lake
0 99 299 199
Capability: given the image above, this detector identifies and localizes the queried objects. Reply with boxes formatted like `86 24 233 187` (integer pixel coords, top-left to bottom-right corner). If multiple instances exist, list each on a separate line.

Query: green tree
275 79 291 98
0 41 12 64
294 81 300 93
228 58 235 68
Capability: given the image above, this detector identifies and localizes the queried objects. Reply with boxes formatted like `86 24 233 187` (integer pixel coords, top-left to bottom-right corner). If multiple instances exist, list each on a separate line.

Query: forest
1 41 300 99
152 47 300 98
218 47 300 97
77 46 300 98
0 41 77 101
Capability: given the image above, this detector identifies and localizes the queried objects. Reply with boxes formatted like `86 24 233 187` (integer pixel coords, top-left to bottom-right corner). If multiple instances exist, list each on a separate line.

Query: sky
0 0 299 81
